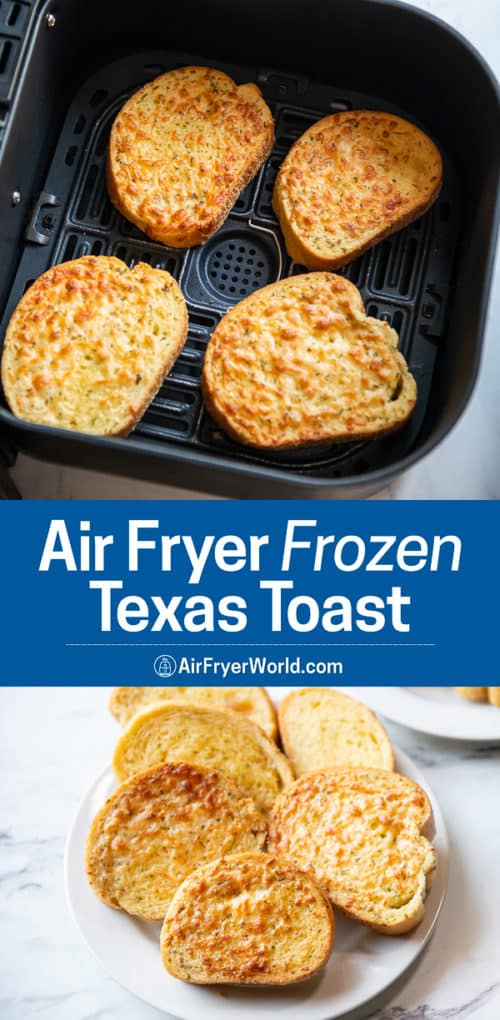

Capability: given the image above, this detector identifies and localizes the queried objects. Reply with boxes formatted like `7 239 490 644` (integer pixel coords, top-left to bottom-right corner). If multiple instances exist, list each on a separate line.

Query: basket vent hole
7 3 22 27
202 234 277 301
399 237 417 296
73 114 86 135
65 145 77 167
0 41 13 76
373 241 391 291
62 235 78 261
76 163 98 220
23 278 35 294
439 202 450 223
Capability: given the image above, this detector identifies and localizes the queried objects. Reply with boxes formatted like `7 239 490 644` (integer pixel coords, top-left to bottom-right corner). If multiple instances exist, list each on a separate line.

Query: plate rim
342 686 500 742
65 743 449 1020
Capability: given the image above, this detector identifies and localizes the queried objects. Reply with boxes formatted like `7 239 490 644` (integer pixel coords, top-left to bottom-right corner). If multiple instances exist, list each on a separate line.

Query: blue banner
0 500 496 684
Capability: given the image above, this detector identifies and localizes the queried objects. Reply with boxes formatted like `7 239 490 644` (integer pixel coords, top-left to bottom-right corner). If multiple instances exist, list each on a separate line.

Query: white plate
339 686 500 742
65 744 448 1020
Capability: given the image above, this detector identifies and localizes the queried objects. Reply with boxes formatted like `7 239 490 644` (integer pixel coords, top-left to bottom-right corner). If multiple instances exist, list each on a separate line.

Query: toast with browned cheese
268 767 436 934
1 256 187 435
161 853 334 984
202 272 417 448
273 110 442 269
108 65 274 247
86 762 266 920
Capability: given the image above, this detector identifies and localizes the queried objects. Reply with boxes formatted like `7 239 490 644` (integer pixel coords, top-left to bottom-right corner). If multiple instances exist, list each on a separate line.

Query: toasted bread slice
278 688 394 775
273 110 442 270
112 703 293 812
86 761 266 920
268 767 436 934
161 852 334 984
455 687 487 702
109 685 278 740
108 66 274 247
202 272 417 448
487 688 500 707
1 256 187 435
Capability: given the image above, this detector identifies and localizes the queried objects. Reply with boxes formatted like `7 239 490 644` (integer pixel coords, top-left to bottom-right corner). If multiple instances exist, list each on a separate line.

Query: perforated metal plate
0 50 461 479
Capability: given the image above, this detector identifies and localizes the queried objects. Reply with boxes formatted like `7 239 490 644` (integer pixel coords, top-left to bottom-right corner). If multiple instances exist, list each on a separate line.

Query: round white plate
336 686 500 742
65 745 448 1020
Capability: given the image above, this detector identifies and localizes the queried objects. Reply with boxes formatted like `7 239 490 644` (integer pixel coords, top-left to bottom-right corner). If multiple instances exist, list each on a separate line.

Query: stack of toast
2 65 444 450
85 686 436 986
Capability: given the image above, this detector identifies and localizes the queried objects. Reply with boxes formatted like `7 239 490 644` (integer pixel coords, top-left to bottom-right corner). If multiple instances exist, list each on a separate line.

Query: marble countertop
6 0 500 501
1 686 500 1020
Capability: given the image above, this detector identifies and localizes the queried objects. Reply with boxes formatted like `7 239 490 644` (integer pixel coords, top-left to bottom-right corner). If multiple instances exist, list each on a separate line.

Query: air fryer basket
0 0 498 498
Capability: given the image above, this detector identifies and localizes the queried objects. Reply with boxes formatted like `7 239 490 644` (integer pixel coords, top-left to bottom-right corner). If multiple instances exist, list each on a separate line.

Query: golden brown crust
108 66 274 247
487 688 500 707
455 687 488 703
278 687 394 774
202 272 417 449
109 685 278 741
85 761 266 921
268 767 436 935
112 702 294 813
273 110 442 270
160 852 334 984
1 256 188 435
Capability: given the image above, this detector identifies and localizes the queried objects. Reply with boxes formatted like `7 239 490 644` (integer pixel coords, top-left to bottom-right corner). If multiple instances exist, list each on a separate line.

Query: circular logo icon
153 654 177 679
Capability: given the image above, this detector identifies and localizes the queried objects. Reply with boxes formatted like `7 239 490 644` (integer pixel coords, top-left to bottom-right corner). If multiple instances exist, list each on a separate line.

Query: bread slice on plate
108 65 274 247
273 110 442 269
112 703 293 812
455 687 487 702
202 272 417 448
278 687 394 774
86 761 266 920
161 852 334 984
268 767 436 934
1 256 187 435
109 685 278 740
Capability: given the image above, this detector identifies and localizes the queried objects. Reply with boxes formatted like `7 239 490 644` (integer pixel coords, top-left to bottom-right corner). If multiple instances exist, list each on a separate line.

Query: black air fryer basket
0 0 498 498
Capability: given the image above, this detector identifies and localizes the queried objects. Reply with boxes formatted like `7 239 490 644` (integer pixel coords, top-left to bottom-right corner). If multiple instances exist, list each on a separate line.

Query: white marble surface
7 0 500 500
1 686 500 1020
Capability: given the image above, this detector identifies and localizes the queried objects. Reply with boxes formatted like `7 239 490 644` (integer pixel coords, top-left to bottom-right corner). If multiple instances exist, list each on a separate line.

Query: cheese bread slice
455 687 487 702
273 110 442 269
278 687 394 774
1 256 187 435
112 703 293 812
268 767 436 934
161 853 334 984
202 272 417 448
109 685 278 740
86 761 266 920
108 65 274 247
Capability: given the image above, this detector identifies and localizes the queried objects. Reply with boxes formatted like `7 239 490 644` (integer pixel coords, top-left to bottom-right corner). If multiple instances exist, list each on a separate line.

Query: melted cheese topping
86 762 266 920
274 110 442 268
1 256 187 435
202 272 417 448
161 853 334 984
268 768 436 931
108 66 274 246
